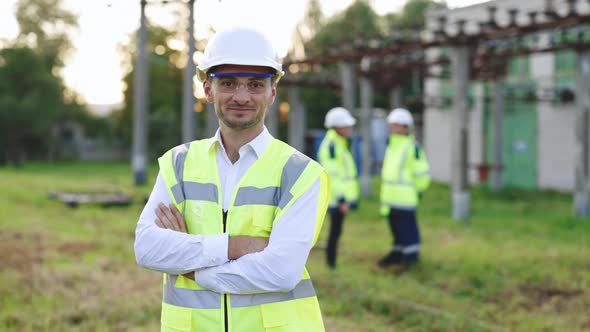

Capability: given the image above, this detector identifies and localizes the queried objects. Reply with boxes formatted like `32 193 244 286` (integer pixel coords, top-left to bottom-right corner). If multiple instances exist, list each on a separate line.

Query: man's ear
204 80 214 103
269 83 277 103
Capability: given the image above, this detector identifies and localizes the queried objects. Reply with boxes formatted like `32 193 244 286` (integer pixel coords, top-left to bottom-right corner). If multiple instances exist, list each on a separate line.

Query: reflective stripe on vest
169 143 190 203
414 171 429 177
173 182 218 204
163 275 221 309
382 180 413 187
171 151 310 209
396 143 412 183
234 151 310 208
231 279 316 307
163 279 316 309
386 203 420 211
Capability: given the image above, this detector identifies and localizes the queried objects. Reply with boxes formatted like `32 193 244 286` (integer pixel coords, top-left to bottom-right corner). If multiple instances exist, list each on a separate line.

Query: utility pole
132 0 148 185
288 86 306 152
206 102 218 137
339 62 357 113
451 45 470 222
390 86 401 109
491 78 505 192
359 57 374 197
182 0 196 142
266 101 279 136
574 50 590 217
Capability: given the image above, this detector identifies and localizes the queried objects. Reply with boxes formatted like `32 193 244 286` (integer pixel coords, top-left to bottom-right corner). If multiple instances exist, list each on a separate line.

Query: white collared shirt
134 127 321 293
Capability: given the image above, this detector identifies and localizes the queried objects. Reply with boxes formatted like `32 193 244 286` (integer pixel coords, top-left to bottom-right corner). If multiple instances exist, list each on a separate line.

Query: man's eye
249 82 264 89
220 80 235 88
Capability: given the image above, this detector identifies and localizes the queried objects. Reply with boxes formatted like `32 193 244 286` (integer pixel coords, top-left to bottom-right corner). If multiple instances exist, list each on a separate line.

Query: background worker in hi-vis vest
378 108 430 268
134 27 330 332
317 107 360 269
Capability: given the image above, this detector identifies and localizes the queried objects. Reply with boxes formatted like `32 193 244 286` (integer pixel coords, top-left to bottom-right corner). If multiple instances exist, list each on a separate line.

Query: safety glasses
208 72 273 94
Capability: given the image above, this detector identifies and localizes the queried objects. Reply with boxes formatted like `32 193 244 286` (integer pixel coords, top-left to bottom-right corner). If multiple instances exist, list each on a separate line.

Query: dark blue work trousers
388 207 421 262
326 207 345 268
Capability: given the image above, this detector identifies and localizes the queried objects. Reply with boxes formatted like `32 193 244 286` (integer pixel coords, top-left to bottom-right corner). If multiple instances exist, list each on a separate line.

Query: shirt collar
208 126 272 158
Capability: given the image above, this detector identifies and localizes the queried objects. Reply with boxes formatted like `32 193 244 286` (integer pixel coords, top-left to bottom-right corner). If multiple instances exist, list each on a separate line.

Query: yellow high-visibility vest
317 129 359 207
158 138 329 332
380 134 430 215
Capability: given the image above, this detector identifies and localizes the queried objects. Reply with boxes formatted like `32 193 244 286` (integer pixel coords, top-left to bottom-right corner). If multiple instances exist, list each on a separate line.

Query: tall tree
303 0 324 38
15 0 78 70
288 0 382 130
290 0 325 59
306 0 382 57
3 0 112 164
383 0 446 31
0 47 63 164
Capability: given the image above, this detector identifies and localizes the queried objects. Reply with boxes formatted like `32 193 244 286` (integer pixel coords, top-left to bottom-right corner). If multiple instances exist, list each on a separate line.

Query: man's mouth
227 107 255 112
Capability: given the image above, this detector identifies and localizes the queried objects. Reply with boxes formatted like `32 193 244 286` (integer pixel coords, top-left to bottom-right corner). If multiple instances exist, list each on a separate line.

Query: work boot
377 251 402 267
390 259 420 275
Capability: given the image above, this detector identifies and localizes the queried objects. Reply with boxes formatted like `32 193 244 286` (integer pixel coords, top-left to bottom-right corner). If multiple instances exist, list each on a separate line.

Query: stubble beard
217 106 266 130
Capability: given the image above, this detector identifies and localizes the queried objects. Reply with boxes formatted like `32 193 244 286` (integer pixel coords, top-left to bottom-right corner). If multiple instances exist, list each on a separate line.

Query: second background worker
378 108 430 269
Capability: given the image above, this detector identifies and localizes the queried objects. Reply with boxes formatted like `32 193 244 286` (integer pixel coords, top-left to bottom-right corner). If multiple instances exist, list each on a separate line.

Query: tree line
0 0 443 165
0 0 114 165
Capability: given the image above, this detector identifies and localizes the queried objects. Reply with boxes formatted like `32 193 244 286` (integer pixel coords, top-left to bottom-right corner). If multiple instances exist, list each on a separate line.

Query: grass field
1 162 589 331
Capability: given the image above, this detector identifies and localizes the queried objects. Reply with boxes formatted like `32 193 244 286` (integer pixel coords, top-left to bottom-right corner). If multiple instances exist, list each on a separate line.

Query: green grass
1 162 589 331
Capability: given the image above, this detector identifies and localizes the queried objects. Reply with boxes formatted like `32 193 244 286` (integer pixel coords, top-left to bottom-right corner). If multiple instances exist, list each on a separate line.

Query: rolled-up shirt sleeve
134 172 229 274
195 179 320 294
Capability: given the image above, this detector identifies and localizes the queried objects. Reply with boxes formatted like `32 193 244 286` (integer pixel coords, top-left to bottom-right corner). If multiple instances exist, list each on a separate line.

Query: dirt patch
0 230 47 275
38 264 162 329
3 252 162 330
346 250 383 263
519 284 583 302
485 279 584 313
0 230 100 274
57 241 99 257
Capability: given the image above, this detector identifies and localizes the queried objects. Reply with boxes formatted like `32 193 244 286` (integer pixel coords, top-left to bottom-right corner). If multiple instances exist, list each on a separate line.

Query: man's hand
155 204 267 277
181 236 268 281
182 272 195 280
339 202 350 214
180 237 269 281
155 203 187 233
228 236 269 260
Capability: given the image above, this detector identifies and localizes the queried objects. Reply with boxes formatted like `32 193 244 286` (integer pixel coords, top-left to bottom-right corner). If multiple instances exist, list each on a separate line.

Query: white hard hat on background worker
387 108 414 126
196 26 284 82
324 107 356 128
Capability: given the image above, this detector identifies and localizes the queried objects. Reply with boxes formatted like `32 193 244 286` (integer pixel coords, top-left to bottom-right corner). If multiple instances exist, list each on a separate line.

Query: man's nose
232 84 252 103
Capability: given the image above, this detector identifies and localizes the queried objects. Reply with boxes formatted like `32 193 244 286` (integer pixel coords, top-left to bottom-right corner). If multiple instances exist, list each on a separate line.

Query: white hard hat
197 27 285 82
324 107 356 128
387 108 414 126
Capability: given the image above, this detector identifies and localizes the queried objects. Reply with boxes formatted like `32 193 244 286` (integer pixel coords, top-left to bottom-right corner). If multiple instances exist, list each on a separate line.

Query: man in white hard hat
378 108 430 269
135 27 329 331
317 107 360 269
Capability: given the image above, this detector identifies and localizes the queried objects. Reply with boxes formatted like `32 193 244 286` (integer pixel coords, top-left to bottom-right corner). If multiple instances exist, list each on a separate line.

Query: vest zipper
223 210 228 332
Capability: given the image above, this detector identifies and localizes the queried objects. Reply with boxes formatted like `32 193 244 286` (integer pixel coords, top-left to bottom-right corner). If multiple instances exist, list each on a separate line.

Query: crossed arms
134 172 320 294
153 201 269 275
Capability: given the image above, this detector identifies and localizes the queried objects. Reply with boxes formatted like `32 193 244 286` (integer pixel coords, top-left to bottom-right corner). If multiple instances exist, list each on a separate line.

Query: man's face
389 123 409 135
204 65 276 131
334 126 353 138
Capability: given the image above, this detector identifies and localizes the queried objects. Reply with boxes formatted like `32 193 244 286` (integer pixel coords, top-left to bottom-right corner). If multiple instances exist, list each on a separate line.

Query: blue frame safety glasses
208 72 274 94
208 72 274 78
